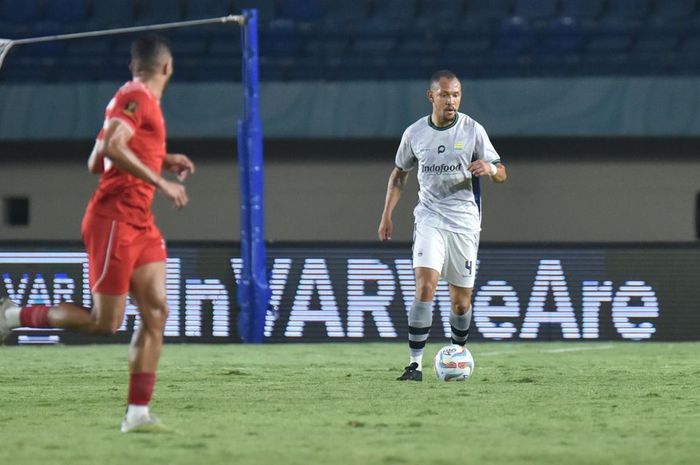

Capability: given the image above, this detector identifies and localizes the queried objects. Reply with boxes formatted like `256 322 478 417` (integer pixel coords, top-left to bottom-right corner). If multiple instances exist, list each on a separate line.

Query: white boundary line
541 344 614 353
478 344 615 357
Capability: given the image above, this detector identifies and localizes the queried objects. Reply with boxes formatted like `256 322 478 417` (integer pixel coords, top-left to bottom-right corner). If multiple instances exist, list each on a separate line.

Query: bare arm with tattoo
378 167 409 241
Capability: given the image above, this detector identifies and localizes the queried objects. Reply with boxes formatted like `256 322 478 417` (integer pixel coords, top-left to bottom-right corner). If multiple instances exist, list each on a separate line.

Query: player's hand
378 217 393 241
157 178 189 210
467 160 494 177
165 153 196 182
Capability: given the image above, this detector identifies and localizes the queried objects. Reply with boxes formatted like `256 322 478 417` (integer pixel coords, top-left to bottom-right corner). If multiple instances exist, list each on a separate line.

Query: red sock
128 372 156 406
20 306 52 328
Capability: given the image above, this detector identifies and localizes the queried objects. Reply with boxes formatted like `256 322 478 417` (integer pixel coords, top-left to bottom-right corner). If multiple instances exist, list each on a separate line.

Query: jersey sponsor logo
123 100 138 116
437 145 446 154
421 162 462 175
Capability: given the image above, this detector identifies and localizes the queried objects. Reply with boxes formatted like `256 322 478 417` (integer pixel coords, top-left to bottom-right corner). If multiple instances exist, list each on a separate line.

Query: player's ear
427 89 433 102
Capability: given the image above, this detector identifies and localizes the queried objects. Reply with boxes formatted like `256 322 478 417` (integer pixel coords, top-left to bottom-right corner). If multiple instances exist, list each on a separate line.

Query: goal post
0 10 270 344
237 9 270 344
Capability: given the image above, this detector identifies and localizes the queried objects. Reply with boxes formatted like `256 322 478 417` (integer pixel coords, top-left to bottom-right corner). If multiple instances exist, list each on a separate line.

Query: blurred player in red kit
0 35 195 433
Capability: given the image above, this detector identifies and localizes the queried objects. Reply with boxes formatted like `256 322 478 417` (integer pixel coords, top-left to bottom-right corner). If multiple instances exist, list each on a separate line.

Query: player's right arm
378 167 409 241
87 139 106 174
379 129 416 241
102 119 189 209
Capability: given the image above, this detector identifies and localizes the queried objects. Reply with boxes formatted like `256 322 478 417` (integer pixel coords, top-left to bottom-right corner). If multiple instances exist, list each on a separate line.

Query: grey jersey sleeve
474 123 501 164
395 129 417 171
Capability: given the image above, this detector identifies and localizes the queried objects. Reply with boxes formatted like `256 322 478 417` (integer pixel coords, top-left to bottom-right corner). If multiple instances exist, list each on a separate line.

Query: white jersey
395 112 501 234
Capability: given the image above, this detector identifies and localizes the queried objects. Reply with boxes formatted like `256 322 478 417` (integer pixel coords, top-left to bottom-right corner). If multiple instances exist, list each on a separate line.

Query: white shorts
412 223 480 288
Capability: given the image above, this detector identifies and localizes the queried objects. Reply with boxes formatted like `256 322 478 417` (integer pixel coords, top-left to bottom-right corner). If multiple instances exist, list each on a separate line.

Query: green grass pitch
1 342 698 465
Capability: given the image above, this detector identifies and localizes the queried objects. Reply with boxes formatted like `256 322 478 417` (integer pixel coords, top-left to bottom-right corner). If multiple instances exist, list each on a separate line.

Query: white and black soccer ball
433 344 475 381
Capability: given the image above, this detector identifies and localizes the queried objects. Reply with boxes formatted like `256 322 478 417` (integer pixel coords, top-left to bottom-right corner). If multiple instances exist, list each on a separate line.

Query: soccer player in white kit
378 70 507 381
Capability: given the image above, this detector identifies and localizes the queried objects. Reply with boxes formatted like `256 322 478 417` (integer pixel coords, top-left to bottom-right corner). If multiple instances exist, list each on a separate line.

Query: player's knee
141 302 169 331
415 282 437 301
92 317 121 336
452 301 471 315
452 292 472 315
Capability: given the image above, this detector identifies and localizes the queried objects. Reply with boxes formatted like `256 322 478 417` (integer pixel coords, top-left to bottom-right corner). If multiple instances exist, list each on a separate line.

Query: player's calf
450 305 472 346
0 297 19 342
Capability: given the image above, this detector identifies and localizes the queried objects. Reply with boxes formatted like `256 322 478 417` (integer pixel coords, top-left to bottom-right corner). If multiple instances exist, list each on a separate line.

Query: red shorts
81 213 167 295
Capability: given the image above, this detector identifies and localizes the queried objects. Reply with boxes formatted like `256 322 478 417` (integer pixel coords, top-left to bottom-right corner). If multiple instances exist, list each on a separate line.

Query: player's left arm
164 153 196 181
468 160 507 183
467 124 507 183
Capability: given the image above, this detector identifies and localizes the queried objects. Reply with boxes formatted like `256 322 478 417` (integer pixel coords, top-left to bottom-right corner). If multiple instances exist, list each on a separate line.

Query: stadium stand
0 0 699 81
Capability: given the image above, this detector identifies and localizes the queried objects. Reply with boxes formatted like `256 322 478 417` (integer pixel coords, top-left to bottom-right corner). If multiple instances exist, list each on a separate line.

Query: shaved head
430 69 459 90
130 35 172 75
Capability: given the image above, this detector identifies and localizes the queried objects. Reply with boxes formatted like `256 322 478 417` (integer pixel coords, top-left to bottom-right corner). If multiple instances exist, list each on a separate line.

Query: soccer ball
433 344 475 381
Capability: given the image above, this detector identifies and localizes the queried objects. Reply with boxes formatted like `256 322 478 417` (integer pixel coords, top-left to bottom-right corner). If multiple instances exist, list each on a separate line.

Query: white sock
126 405 149 420
5 306 21 328
409 353 423 372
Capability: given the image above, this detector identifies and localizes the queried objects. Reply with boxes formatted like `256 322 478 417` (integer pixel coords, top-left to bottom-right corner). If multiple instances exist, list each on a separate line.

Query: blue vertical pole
237 9 269 343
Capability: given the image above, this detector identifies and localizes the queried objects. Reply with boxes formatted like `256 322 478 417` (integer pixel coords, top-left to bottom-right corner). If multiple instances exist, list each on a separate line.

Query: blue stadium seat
2 0 41 24
513 0 558 24
305 37 350 57
634 31 679 53
357 0 418 35
350 37 396 56
605 0 652 22
89 0 136 27
396 37 442 56
112 40 132 61
585 30 632 53
540 15 583 53
98 57 133 81
53 56 104 81
0 20 31 40
417 0 466 33
285 56 325 79
560 0 604 20
208 34 242 57
260 21 304 57
679 34 700 53
371 0 417 23
321 0 372 34
135 0 184 24
45 0 88 25
466 0 512 21
184 0 233 19
234 0 276 23
445 36 492 55
24 21 66 57
169 36 209 56
275 0 323 23
653 0 696 21
580 52 630 75
462 0 512 33
380 55 435 80
66 39 113 58
0 57 51 82
493 16 533 55
194 56 240 80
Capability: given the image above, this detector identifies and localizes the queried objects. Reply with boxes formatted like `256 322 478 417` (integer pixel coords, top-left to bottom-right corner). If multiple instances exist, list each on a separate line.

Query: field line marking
541 345 614 354
478 344 615 357
478 350 525 357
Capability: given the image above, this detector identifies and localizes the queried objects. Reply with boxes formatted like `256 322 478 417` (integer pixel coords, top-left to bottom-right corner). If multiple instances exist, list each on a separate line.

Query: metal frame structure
0 10 269 343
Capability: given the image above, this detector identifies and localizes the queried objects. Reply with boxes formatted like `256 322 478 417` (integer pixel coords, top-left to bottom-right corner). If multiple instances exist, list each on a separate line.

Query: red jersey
85 80 167 226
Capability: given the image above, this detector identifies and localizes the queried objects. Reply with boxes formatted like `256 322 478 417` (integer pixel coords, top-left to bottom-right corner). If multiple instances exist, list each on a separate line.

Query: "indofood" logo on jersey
421 163 462 174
